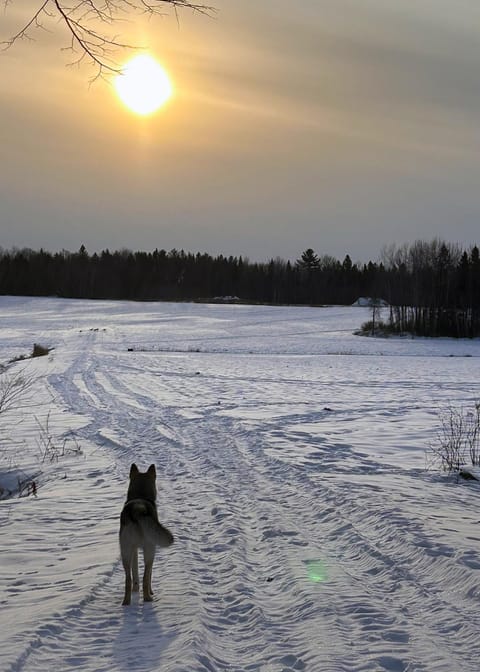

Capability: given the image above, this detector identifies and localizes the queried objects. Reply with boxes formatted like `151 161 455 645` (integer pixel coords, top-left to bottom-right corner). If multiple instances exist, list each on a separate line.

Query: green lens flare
305 559 327 583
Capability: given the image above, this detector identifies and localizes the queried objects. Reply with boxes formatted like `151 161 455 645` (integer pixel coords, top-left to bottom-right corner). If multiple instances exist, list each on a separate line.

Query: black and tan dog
119 464 174 606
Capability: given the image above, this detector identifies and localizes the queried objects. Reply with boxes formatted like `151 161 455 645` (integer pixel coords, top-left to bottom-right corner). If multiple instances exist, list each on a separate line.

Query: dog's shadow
113 598 175 671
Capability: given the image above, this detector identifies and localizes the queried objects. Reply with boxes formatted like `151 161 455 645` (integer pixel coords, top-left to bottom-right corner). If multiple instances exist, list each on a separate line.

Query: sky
1 0 480 263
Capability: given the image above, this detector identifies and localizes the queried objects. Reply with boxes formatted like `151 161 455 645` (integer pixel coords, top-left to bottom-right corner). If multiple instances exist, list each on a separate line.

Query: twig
2 0 215 79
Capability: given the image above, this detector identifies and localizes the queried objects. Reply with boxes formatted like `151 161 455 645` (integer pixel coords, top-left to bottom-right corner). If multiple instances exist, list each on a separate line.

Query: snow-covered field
1 296 480 672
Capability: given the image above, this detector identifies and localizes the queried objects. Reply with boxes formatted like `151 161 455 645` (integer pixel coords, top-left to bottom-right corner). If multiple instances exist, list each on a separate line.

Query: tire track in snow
161 415 406 672
31 339 333 670
226 419 480 672
2 332 127 672
143 401 480 672
15 330 480 672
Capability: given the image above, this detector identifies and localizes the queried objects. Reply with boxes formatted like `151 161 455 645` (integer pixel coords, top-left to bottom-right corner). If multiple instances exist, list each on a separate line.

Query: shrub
35 413 82 463
428 401 480 472
357 319 393 337
0 370 35 416
32 343 51 358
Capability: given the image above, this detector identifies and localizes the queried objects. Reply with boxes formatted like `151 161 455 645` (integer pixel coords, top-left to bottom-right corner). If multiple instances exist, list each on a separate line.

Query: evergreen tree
296 249 320 270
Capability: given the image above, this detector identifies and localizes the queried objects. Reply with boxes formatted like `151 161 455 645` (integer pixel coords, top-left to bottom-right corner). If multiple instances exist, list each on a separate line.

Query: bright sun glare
115 55 173 116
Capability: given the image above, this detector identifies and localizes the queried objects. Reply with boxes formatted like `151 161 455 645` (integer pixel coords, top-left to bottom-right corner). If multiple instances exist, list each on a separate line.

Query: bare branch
2 0 215 78
0 370 37 417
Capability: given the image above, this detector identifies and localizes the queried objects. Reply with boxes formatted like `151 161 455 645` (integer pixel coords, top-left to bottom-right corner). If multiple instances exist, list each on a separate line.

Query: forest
0 239 479 337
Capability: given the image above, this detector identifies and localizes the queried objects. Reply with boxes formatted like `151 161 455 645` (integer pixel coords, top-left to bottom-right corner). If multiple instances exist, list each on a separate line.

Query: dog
119 463 174 606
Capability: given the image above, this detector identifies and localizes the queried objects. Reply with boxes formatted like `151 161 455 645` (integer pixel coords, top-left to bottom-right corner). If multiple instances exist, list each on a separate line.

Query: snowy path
2 298 480 671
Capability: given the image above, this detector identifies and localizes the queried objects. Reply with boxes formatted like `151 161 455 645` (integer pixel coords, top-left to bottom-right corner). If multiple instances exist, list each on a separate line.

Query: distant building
352 297 389 307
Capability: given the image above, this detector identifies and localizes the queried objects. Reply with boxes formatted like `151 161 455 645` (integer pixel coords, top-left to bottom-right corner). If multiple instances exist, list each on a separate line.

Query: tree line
380 240 480 338
0 239 479 337
0 245 370 304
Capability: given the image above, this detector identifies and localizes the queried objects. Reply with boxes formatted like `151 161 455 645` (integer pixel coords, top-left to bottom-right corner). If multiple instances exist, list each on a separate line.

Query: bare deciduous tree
2 0 212 78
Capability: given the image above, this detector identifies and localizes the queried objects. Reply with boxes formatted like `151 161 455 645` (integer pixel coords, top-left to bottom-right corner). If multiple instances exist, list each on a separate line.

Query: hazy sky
1 0 480 262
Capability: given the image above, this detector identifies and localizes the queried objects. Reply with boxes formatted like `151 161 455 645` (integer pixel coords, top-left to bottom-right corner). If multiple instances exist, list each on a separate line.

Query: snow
1 296 480 671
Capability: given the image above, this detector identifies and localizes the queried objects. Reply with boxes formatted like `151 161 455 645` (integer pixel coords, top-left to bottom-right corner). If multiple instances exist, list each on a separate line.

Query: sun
115 55 173 116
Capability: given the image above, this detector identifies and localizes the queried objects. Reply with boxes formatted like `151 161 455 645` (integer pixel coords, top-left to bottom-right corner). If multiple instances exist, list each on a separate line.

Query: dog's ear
129 463 139 478
147 464 156 478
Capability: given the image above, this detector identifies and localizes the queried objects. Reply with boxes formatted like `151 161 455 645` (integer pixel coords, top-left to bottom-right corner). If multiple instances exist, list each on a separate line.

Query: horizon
1 237 479 268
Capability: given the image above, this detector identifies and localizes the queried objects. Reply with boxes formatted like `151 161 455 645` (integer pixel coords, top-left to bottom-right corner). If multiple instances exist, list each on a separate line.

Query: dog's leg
143 543 156 601
121 550 132 606
132 548 139 592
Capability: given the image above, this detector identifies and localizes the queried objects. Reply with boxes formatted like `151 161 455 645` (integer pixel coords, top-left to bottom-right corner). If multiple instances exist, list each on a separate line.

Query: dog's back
120 498 174 549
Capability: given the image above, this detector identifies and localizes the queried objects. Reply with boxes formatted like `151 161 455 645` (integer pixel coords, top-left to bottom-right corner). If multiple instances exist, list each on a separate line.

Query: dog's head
126 463 157 503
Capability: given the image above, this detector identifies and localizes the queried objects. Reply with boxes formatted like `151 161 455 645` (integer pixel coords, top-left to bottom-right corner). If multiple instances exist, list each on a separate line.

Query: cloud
2 0 480 260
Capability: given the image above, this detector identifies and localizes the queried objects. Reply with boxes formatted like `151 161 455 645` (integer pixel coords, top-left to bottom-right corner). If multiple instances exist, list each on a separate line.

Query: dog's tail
140 515 174 548
121 499 174 548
